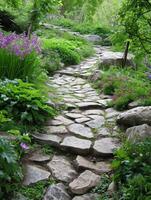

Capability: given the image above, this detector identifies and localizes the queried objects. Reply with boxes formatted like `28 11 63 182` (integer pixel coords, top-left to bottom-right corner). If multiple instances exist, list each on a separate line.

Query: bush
0 138 22 199
112 138 151 200
0 32 46 83
0 79 57 125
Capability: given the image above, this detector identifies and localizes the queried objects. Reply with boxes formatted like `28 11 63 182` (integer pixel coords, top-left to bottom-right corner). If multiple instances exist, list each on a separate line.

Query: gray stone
55 115 74 125
128 101 140 109
75 117 90 123
117 106 151 127
12 193 28 200
23 164 50 185
98 128 110 136
76 102 103 109
32 133 62 147
61 136 92 155
28 150 51 162
83 109 104 116
45 119 63 126
69 170 100 194
93 138 120 156
83 34 102 43
107 181 117 195
126 124 151 142
47 155 77 183
72 193 99 200
66 113 84 119
75 156 112 174
46 126 68 135
68 123 93 139
43 183 71 200
85 117 105 129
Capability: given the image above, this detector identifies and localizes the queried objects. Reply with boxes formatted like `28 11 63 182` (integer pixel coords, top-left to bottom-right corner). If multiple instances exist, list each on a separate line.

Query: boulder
117 106 151 127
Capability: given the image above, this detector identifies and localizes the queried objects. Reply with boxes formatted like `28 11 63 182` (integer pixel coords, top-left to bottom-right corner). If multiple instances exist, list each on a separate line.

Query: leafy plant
0 138 23 199
112 138 151 200
0 79 57 124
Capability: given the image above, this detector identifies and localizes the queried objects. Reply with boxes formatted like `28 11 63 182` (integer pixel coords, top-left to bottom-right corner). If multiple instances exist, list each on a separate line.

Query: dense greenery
113 138 151 199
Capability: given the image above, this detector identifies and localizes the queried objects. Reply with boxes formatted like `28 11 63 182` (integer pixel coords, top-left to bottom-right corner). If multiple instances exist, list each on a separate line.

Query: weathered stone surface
61 136 92 155
100 50 134 67
28 150 51 162
98 128 110 136
12 193 28 200
83 109 104 116
83 34 102 43
46 126 68 135
85 117 105 129
75 117 90 123
117 106 151 127
93 138 120 156
68 123 93 139
47 155 77 183
32 133 62 147
107 181 117 195
45 119 63 126
69 170 100 194
66 113 84 119
55 115 74 125
23 164 50 185
72 193 99 200
76 102 103 109
43 183 71 200
75 156 112 174
126 124 151 142
106 108 120 119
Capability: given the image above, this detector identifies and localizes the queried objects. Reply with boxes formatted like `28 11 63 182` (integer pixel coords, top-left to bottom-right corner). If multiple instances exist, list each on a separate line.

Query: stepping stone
32 133 62 147
83 109 104 116
43 183 71 200
47 155 77 183
61 136 92 155
72 193 99 200
75 117 90 123
68 123 93 139
23 164 50 185
45 119 63 126
98 128 110 136
85 117 105 129
93 138 120 156
46 126 68 135
28 150 51 162
55 115 74 125
75 155 112 174
97 99 112 108
69 170 100 194
76 102 103 109
66 113 84 119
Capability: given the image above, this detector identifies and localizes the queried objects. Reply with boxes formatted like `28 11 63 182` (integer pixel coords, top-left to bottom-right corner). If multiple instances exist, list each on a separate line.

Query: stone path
22 27 123 200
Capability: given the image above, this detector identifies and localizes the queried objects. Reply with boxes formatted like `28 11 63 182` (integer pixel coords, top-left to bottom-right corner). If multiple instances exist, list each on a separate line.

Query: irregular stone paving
22 27 123 199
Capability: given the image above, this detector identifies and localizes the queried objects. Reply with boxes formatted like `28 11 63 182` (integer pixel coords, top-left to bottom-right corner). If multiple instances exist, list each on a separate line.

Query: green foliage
94 67 151 110
42 37 93 65
112 138 151 199
0 79 57 125
0 138 22 199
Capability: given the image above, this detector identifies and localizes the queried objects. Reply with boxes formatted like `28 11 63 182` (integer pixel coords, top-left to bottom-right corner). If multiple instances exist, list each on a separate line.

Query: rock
28 150 51 162
69 170 100 194
83 109 104 116
47 155 77 183
85 117 105 129
72 193 99 200
126 124 151 142
55 115 74 126
97 99 112 108
68 123 93 139
75 117 90 123
32 133 62 147
46 125 68 135
66 113 84 119
107 181 117 195
117 106 151 127
93 138 120 156
43 183 71 200
23 164 50 185
100 50 134 67
128 101 140 109
61 136 92 155
75 155 112 174
76 102 103 109
83 34 102 43
98 128 110 136
12 193 28 200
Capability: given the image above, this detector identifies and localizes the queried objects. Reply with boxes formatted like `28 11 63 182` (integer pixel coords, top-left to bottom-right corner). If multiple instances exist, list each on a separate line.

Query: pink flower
20 142 29 150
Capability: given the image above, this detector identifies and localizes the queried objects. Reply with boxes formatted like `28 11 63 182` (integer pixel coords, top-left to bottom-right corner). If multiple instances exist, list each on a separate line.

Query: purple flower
20 142 29 150
148 74 151 80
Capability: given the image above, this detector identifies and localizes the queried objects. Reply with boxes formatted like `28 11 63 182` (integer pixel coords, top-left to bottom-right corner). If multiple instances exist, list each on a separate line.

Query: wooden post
122 41 130 67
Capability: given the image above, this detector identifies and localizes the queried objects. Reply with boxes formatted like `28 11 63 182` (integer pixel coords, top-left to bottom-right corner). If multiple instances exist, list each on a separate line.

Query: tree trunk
122 41 130 67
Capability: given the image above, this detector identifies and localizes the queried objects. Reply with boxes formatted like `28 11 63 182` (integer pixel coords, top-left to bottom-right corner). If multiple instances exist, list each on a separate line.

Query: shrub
0 138 22 199
0 79 57 124
0 32 45 83
112 138 151 199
